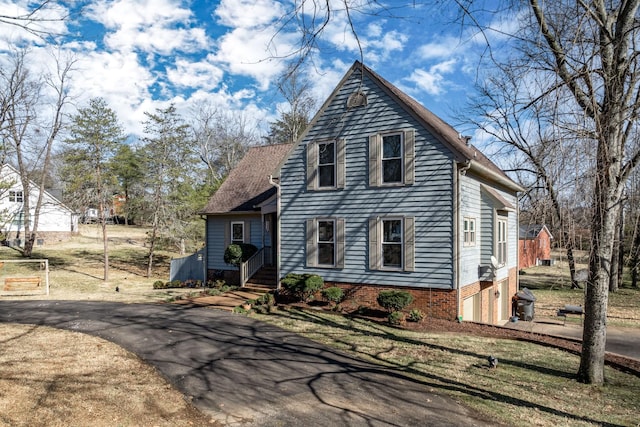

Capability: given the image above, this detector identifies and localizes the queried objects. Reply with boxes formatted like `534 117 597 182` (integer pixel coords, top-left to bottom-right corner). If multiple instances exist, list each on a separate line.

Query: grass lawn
255 308 640 427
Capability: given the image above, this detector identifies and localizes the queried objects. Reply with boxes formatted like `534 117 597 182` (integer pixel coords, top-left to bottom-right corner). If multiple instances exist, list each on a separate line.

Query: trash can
516 288 536 321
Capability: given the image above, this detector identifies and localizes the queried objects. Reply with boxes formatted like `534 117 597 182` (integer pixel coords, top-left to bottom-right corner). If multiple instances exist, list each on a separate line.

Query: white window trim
496 216 507 266
231 221 245 245
381 132 404 185
381 217 404 270
463 217 476 247
9 190 23 203
317 219 336 267
317 141 337 189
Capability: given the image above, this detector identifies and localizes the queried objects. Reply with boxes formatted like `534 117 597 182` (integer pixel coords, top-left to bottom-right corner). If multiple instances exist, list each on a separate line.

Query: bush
322 287 344 304
224 243 258 266
153 280 166 289
281 273 324 302
377 290 414 313
256 292 275 307
407 309 425 322
387 311 405 325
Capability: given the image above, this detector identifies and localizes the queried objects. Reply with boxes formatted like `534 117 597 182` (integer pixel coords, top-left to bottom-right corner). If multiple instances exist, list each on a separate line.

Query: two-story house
202 61 522 324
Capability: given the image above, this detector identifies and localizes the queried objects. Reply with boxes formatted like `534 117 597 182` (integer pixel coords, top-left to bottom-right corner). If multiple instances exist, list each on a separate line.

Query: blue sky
0 1 515 140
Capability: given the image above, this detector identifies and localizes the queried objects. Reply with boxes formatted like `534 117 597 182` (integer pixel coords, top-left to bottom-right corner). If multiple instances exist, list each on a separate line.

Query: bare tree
0 48 74 257
191 102 260 187
0 1 71 40
265 65 316 145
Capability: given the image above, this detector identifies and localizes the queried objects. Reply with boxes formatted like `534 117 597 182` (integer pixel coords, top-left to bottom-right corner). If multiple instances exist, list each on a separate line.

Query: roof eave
469 160 524 193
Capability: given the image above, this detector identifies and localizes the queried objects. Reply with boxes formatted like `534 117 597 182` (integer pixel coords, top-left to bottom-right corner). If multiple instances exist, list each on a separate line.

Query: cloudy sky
0 0 514 139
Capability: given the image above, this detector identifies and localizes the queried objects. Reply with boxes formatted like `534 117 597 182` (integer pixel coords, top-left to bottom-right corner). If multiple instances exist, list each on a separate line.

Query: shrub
152 280 166 289
256 292 275 307
322 287 344 304
224 243 258 266
281 273 324 302
377 290 414 313
387 311 405 325
407 309 425 322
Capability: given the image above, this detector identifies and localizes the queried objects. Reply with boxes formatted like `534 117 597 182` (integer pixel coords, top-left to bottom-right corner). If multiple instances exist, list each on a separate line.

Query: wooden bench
3 276 42 291
557 305 583 326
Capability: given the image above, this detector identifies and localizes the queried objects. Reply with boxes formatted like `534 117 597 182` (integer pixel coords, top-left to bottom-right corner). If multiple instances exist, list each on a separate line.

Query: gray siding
460 173 518 287
280 69 455 289
206 214 263 270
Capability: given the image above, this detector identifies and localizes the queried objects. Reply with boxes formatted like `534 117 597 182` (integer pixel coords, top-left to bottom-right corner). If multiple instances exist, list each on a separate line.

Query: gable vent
347 91 368 108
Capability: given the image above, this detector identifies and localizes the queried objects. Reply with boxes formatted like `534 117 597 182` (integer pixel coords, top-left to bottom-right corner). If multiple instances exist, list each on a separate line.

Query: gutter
468 160 524 193
268 175 281 290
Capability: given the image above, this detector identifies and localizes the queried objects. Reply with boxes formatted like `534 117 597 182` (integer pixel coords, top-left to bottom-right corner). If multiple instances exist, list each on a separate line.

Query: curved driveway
0 301 491 427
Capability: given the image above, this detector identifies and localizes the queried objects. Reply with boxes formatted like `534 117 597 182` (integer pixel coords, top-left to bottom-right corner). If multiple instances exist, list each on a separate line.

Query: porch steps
244 266 277 291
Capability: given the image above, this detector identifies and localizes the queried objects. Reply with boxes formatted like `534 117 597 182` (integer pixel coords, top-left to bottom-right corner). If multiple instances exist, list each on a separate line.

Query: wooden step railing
240 248 264 286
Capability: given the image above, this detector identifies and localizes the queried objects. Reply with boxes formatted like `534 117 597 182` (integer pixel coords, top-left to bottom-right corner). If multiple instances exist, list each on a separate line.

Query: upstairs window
307 139 346 191
318 142 336 188
382 134 403 183
464 217 476 246
9 191 23 203
369 129 415 187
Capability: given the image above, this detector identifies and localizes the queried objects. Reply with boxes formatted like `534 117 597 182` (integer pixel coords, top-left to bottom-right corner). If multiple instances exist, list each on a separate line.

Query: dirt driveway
0 300 493 427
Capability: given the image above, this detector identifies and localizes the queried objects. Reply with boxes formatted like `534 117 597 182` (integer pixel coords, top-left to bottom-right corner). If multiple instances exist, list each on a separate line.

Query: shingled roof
201 143 293 214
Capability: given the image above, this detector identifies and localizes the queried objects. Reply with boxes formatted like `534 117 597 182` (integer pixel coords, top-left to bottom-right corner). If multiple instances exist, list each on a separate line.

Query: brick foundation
326 281 459 321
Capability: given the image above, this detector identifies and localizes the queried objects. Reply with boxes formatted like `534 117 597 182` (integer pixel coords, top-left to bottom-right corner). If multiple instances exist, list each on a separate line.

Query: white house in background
0 164 78 245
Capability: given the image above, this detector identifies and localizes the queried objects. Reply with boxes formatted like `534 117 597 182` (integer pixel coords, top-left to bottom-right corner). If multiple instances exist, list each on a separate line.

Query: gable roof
519 224 554 240
201 143 293 215
275 61 523 193
0 164 75 214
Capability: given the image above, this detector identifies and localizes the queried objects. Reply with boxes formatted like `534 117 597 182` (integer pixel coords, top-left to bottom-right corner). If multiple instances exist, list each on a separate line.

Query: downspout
268 175 281 290
200 214 208 284
455 160 472 322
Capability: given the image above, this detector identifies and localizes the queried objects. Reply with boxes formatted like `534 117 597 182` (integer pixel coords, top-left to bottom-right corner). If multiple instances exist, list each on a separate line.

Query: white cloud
215 0 285 28
418 36 464 59
405 59 457 96
166 56 225 91
86 0 207 54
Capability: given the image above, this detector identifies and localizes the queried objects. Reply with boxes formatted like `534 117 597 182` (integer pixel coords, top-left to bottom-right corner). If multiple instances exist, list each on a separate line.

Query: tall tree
265 66 316 144
141 104 194 276
63 98 125 281
110 144 143 226
191 102 259 187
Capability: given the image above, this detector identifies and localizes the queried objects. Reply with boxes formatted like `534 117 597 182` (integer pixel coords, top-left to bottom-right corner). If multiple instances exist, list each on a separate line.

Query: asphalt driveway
0 301 492 426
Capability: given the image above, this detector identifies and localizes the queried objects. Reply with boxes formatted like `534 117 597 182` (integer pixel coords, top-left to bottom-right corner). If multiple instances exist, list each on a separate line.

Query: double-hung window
369 129 415 187
9 191 23 203
496 217 507 265
307 139 346 191
317 220 335 266
464 217 476 246
382 134 403 184
306 218 345 268
318 142 336 188
369 216 414 271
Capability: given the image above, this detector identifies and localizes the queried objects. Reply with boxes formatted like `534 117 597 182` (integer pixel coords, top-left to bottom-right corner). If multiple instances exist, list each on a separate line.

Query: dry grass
256 309 640 427
0 324 215 426
0 225 217 426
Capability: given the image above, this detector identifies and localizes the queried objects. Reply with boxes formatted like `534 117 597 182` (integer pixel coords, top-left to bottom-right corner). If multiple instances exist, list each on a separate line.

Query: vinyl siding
206 214 263 270
460 173 518 287
280 69 455 289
